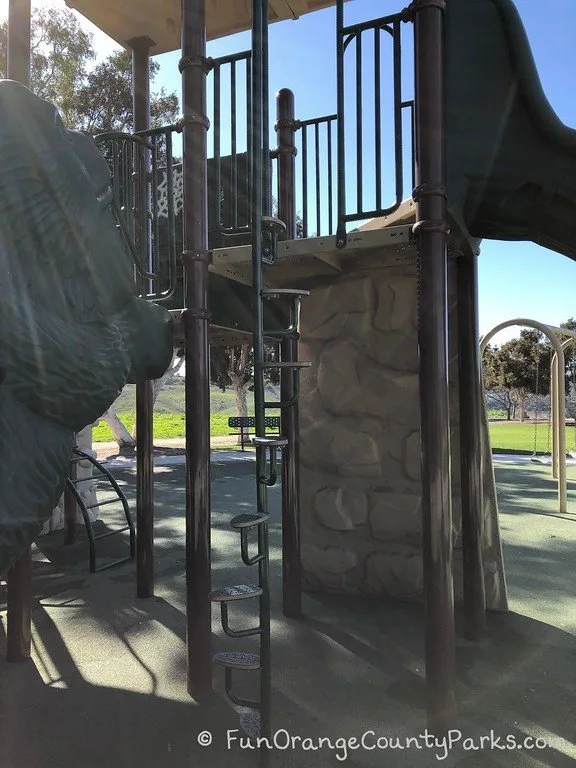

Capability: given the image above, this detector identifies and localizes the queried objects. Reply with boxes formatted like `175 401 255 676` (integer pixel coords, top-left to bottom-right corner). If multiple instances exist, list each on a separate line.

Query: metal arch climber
480 318 576 516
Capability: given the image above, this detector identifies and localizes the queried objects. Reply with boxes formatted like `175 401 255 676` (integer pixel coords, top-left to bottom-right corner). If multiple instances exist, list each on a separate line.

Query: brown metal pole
281 336 302 618
456 251 486 640
180 0 212 694
409 0 456 733
64 457 78 545
275 90 301 616
274 88 297 239
7 0 31 88
6 0 32 664
131 37 155 599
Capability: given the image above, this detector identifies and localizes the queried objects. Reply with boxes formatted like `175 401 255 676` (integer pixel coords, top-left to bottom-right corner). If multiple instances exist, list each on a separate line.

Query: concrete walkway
1 458 576 767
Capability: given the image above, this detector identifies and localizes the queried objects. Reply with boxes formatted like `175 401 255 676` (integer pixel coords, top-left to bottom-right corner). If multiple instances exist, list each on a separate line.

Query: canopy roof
65 0 338 55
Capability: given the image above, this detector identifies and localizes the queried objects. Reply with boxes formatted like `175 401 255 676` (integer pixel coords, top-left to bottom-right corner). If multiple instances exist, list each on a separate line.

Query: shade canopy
66 0 338 55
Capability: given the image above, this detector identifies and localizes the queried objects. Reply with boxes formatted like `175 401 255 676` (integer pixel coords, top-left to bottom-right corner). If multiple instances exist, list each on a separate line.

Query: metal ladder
66 447 136 573
210 226 310 744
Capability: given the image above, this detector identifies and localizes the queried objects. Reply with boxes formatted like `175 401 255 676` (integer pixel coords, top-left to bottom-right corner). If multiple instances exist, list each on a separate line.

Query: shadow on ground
1 460 576 767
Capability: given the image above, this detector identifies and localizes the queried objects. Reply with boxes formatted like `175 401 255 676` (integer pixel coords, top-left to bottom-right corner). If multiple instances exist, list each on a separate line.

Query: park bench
228 415 281 450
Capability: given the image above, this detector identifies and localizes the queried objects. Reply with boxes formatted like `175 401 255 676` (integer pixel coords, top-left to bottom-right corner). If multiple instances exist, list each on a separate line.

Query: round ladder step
230 512 269 529
252 436 288 448
209 585 263 602
213 651 261 670
262 288 310 297
240 710 261 740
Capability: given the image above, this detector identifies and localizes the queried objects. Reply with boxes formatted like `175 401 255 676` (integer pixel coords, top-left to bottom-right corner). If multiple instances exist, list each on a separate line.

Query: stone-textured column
298 252 507 610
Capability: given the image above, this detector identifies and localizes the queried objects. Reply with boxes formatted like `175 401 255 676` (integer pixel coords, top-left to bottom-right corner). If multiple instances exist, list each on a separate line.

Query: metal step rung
93 525 132 542
252 436 288 448
94 555 133 573
214 651 261 670
84 498 120 510
259 361 312 369
209 585 263 602
230 512 269 529
262 288 310 298
69 455 108 465
240 710 261 740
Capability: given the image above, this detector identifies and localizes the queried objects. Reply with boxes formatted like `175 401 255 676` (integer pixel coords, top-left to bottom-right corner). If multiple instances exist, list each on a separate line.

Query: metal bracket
270 145 298 159
175 112 210 131
261 216 287 265
401 0 446 22
181 307 212 322
412 219 451 237
178 55 214 74
181 249 212 265
412 183 447 202
274 118 301 131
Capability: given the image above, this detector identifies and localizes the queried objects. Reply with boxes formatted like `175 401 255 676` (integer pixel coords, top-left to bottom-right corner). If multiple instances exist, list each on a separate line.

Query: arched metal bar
481 318 576 515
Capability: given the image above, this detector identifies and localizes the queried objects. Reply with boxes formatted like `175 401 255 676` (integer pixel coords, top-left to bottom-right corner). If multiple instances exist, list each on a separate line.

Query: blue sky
8 0 576 344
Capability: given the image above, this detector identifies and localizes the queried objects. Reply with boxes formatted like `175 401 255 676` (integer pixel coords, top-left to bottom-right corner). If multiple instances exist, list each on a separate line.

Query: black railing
209 51 252 238
295 115 337 238
95 124 180 303
336 3 413 245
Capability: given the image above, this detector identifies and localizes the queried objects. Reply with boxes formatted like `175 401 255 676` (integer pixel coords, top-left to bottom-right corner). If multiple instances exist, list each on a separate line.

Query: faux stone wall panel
299 255 507 610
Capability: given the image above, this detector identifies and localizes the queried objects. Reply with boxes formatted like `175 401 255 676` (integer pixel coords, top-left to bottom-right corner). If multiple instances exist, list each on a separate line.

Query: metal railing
295 115 337 238
95 124 180 303
336 3 413 245
209 51 253 238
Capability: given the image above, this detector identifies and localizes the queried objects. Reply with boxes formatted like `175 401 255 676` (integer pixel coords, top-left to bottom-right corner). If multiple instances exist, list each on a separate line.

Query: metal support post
274 88 297 239
131 36 155 599
456 251 486 640
6 0 33 664
408 0 457 733
180 0 213 695
64 456 78 545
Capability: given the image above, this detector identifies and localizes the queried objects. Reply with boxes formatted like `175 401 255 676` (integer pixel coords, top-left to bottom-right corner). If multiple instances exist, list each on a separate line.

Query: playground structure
481 319 576 516
4 0 576 747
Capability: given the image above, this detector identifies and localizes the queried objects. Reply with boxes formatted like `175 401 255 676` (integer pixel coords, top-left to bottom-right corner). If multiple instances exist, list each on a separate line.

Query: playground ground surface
1 456 576 767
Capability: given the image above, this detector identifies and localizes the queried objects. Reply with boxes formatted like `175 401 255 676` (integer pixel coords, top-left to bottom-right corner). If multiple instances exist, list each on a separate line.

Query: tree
210 343 280 443
0 9 178 132
74 50 178 133
483 330 551 421
0 8 94 125
1 8 180 452
211 345 253 422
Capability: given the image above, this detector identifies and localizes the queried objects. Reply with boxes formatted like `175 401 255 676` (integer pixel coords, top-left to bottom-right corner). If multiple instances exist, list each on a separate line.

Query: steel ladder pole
251 0 272 746
131 36 155 599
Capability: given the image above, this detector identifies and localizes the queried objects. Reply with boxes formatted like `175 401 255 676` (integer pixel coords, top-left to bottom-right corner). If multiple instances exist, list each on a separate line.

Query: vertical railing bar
374 26 382 212
315 121 321 237
356 31 363 214
393 19 404 207
336 0 346 246
214 63 222 229
231 60 238 228
327 119 334 235
246 55 252 228
151 134 160 296
262 17 271 217
112 139 120 203
302 127 308 238
411 101 416 191
166 130 176 295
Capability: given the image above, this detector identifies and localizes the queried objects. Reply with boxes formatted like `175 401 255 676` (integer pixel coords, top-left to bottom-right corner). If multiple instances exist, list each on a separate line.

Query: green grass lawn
488 421 576 454
93 410 281 442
